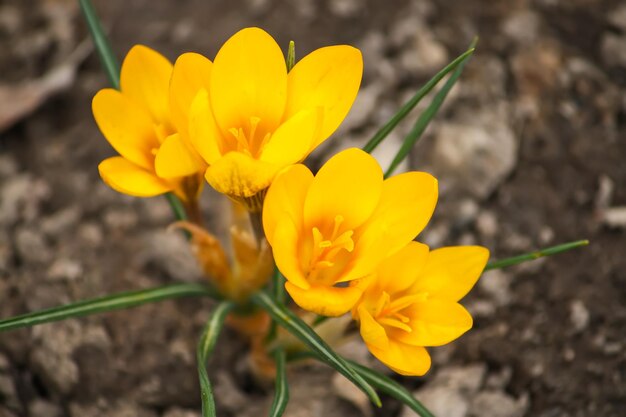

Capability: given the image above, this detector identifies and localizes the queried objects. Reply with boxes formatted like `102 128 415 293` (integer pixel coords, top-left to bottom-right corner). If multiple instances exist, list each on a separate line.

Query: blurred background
0 0 624 416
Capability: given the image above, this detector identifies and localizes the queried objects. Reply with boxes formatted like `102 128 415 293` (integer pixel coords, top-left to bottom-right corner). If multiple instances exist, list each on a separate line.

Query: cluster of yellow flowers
93 27 489 376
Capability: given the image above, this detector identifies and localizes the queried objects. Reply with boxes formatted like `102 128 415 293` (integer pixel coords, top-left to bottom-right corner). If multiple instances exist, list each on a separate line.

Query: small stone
0 154 18 178
402 387 468 417
139 230 203 282
476 211 498 238
104 208 138 231
77 222 104 247
569 300 590 333
608 4 626 31
601 206 626 228
40 206 81 237
479 270 512 306
333 372 372 417
601 34 626 67
0 175 50 225
0 373 19 410
469 391 529 417
339 82 384 132
327 0 360 18
28 400 62 417
162 408 201 417
429 104 517 199
485 367 513 389
502 11 541 45
399 28 449 75
47 258 83 281
14 227 51 264
434 364 487 394
213 371 249 413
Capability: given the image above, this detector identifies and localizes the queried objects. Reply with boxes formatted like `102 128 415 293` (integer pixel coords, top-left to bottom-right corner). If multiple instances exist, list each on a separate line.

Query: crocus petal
188 89 224 165
394 300 473 347
357 305 389 350
263 164 313 243
260 108 322 165
120 45 173 125
359 171 438 255
205 151 279 198
154 133 203 179
285 45 363 147
286 281 363 317
412 246 489 302
368 339 432 376
303 148 382 231
98 157 172 197
210 27 287 136
92 89 159 170
271 218 310 290
373 241 430 295
169 52 212 133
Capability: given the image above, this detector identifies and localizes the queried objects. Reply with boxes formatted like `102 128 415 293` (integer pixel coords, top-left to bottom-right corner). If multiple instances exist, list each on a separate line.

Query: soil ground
0 0 625 416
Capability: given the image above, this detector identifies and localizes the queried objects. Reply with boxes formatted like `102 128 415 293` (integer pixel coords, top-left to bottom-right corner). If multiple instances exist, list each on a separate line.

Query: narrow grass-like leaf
0 283 217 332
197 301 235 417
78 0 120 89
485 239 589 271
286 41 296 72
269 348 289 417
385 39 478 177
348 361 435 417
362 48 475 154
252 291 381 407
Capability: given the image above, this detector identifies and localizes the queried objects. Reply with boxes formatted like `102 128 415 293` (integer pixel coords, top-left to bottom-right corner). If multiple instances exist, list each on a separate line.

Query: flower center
227 117 272 158
370 291 427 333
305 215 354 284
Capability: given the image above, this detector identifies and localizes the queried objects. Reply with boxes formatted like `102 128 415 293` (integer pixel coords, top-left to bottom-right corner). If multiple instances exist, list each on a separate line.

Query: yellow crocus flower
353 242 489 376
262 148 438 316
178 27 363 210
93 45 204 201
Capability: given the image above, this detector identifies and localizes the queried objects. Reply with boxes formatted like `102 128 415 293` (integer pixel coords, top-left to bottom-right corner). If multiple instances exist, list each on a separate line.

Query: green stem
484 239 589 271
385 38 478 178
286 41 296 72
362 48 475 154
269 348 289 417
78 0 120 89
197 301 235 417
0 283 217 332
165 193 189 222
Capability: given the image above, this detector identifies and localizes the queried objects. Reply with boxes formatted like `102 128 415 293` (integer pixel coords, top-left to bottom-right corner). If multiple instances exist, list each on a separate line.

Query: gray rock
399 28 449 75
47 257 83 281
0 174 50 225
601 34 626 67
15 227 51 264
502 11 541 45
429 104 517 199
104 207 139 231
608 4 626 31
28 400 63 417
40 206 81 237
469 391 529 417
139 230 203 282
569 300 590 333
340 82 384 132
162 409 201 417
327 0 361 18
402 387 468 417
479 270 512 306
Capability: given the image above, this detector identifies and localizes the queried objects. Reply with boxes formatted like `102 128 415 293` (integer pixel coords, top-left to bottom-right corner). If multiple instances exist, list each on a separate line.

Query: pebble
327 0 361 18
469 391 529 417
14 227 51 264
479 270 512 306
28 400 62 417
139 230 203 282
569 300 590 333
429 104 518 199
40 206 81 237
162 409 201 417
46 257 83 281
601 33 626 67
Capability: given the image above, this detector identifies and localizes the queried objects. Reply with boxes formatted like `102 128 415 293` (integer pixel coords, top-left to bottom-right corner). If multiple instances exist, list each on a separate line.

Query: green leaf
385 38 478 178
0 283 217 332
78 0 120 89
252 291 381 407
485 239 589 271
362 47 475 155
269 348 289 417
197 301 235 417
286 41 296 72
348 361 435 417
